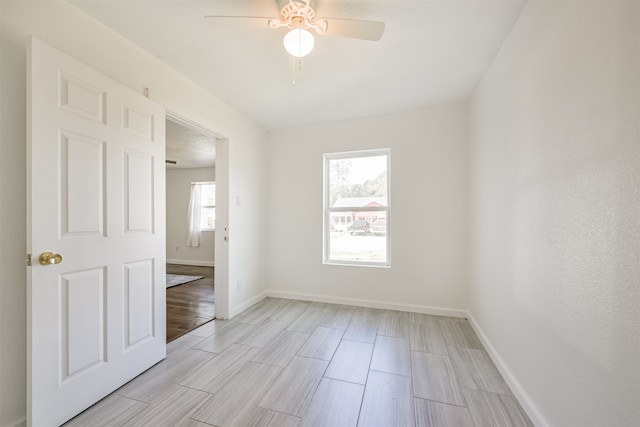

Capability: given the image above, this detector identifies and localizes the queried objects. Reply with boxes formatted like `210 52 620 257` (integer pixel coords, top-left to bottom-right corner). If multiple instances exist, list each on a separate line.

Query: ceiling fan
204 0 385 58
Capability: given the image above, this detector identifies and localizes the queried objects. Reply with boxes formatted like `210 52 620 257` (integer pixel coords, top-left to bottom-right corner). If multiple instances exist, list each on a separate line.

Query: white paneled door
27 38 166 426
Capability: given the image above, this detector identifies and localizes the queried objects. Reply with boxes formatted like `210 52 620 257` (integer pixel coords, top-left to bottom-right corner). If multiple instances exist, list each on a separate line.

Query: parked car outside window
348 219 370 235
372 219 386 235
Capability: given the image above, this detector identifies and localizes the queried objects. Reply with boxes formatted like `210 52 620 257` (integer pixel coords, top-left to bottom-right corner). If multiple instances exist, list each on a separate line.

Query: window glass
325 150 390 266
199 182 215 230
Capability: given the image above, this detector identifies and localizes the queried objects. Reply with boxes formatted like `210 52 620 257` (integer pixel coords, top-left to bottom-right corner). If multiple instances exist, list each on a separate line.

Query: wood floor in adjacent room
65 298 533 427
166 264 215 342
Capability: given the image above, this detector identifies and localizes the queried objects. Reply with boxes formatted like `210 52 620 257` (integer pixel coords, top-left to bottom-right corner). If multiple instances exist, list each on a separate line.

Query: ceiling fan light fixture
283 28 314 57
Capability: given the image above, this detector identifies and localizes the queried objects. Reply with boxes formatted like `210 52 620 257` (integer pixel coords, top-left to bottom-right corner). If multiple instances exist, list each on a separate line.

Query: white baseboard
466 312 548 427
166 259 214 267
230 291 268 318
266 290 468 318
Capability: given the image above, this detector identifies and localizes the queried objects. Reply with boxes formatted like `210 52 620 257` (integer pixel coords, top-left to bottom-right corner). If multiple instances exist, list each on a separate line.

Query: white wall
0 37 28 427
266 106 469 314
0 2 268 425
166 168 215 266
468 1 639 426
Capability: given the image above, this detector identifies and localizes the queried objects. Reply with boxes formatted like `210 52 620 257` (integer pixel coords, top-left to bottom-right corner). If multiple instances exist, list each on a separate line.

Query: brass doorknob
39 252 63 265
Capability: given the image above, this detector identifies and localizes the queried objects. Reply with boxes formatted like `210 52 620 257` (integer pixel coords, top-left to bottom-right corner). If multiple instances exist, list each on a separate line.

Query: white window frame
323 149 390 267
197 181 216 231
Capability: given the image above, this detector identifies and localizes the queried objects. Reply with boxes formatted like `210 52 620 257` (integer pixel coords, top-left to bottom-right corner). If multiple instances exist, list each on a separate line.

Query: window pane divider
327 206 388 213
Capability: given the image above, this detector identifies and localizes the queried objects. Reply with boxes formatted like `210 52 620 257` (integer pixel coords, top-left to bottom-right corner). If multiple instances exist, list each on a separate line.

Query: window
199 181 216 230
186 181 215 247
324 149 390 266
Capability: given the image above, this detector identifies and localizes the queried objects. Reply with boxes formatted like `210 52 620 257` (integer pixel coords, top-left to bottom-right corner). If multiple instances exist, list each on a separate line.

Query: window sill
324 260 390 269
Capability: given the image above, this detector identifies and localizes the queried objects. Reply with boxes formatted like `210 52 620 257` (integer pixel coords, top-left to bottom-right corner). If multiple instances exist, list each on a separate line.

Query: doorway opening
165 118 218 342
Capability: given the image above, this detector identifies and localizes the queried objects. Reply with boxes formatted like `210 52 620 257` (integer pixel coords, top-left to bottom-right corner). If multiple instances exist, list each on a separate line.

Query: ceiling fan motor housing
278 0 318 26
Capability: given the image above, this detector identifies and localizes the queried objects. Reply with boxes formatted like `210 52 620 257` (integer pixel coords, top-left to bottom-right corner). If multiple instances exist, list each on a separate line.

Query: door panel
124 259 155 348
123 104 155 140
28 37 166 426
59 73 107 124
61 131 106 236
124 150 154 233
60 268 106 381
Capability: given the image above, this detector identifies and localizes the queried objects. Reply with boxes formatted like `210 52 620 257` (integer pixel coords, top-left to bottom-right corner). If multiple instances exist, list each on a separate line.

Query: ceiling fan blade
203 16 276 30
318 18 385 41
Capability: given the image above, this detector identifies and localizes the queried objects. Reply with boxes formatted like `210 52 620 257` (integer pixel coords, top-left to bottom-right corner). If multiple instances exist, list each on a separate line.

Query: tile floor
64 298 533 427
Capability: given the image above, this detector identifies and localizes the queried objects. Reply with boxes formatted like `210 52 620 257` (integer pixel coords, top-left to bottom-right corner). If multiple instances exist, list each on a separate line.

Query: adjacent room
0 1 637 426
165 118 218 341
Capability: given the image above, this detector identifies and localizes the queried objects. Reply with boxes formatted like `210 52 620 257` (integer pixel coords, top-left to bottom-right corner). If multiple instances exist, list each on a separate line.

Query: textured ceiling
166 119 216 169
71 0 526 130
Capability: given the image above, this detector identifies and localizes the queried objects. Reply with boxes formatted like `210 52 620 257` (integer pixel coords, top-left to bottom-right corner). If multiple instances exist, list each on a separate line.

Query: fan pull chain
289 55 304 86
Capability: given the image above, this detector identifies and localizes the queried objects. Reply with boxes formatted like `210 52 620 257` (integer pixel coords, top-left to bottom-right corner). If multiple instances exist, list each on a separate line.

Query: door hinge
26 253 32 267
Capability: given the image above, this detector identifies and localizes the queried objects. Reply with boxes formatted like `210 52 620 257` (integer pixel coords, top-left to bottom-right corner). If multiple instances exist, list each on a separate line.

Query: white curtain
186 183 202 247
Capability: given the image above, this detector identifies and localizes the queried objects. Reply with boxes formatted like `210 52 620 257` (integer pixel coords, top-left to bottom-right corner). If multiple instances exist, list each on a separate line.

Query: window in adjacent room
187 181 215 247
198 181 216 230
324 149 390 266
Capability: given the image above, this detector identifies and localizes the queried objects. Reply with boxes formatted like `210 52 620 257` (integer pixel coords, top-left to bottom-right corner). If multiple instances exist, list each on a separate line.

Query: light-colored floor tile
116 349 214 403
192 362 282 427
319 307 355 329
233 298 287 325
62 298 533 427
463 388 534 427
344 314 380 344
251 330 310 367
177 418 215 427
238 319 288 348
125 386 212 427
301 378 364 427
411 351 465 406
378 310 410 338
188 318 232 338
180 343 259 394
414 398 474 427
325 340 374 384
193 321 257 353
269 299 311 323
438 317 483 349
286 309 327 333
370 335 411 376
352 306 383 316
358 370 414 427
409 322 448 355
231 407 301 427
408 312 432 325
258 355 329 416
447 346 512 395
308 301 338 312
297 326 344 360
63 394 148 426
167 334 205 357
